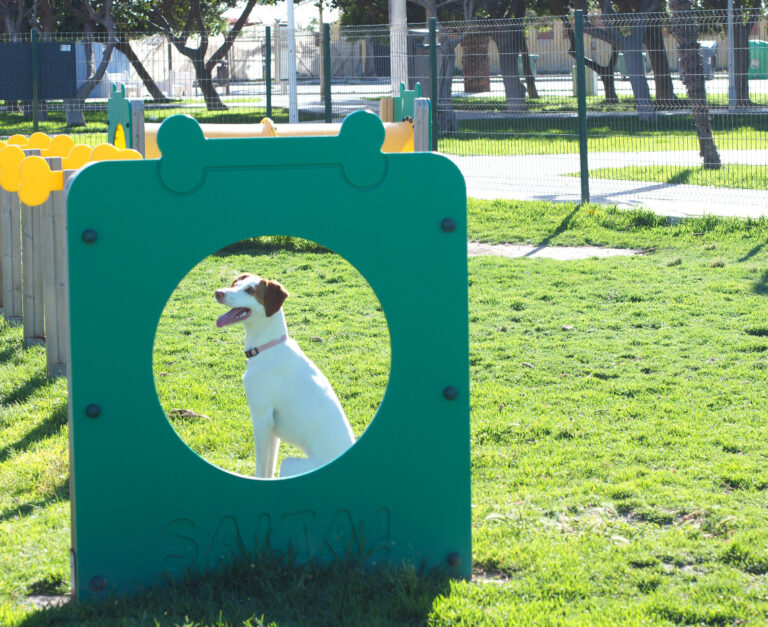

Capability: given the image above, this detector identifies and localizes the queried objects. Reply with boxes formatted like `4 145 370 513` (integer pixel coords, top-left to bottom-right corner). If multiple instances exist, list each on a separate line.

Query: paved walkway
468 241 644 260
447 150 768 218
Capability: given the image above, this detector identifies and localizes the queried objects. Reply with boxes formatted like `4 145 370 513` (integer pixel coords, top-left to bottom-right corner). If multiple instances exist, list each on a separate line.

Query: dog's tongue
216 307 250 328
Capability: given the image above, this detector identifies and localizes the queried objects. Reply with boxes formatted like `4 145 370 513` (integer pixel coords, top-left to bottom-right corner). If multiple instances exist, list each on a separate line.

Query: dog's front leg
251 411 280 479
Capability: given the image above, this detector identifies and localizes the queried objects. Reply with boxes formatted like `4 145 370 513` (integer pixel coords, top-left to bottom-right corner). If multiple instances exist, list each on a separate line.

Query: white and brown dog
215 273 355 478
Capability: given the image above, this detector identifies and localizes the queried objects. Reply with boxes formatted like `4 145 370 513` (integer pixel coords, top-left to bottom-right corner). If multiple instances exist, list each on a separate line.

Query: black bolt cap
89 575 108 591
446 552 461 567
441 218 456 233
443 386 458 400
85 404 101 418
82 229 98 244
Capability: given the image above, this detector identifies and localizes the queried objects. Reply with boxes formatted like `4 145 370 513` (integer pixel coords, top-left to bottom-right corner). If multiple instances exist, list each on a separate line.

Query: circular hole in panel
153 236 391 479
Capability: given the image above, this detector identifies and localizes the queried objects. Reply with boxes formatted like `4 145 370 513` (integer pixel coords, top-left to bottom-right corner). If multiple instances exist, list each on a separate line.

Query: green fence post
265 26 272 120
31 29 39 133
429 17 438 152
574 10 589 204
323 23 332 123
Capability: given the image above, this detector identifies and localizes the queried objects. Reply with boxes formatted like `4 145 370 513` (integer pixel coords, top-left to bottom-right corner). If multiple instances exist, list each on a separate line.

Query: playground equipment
106 82 432 158
0 133 141 377
67 111 470 600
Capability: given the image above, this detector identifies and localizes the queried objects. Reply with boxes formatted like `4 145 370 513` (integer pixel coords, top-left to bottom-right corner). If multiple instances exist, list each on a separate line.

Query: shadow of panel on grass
66 111 470 600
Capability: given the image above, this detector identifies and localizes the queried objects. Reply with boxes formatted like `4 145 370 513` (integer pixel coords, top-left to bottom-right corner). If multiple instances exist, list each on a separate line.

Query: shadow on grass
739 241 768 263
753 269 768 295
0 478 68 524
1 371 49 406
526 205 581 255
0 330 24 364
667 168 695 185
213 236 331 258
0 345 17 364
0 402 67 463
20 557 454 626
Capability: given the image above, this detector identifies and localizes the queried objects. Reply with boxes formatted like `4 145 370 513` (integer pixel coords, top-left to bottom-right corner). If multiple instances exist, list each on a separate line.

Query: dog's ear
263 280 289 317
231 273 252 287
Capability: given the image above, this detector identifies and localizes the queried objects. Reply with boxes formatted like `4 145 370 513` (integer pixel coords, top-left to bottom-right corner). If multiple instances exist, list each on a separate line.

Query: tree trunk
597 50 620 103
733 13 756 106
66 36 116 126
623 24 655 120
116 37 169 102
462 33 490 93
668 0 721 168
644 20 680 107
438 33 459 133
581 5 656 119
563 18 619 104
491 30 526 112
191 55 226 110
520 41 539 99
21 99 49 120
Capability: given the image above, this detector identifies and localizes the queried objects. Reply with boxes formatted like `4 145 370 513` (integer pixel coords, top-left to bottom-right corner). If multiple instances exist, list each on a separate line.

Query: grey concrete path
468 241 644 259
447 150 768 218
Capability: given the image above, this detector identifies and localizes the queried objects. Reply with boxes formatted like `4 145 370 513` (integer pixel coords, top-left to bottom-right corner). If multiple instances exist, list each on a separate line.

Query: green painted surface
394 82 421 122
106 84 131 148
66 111 471 600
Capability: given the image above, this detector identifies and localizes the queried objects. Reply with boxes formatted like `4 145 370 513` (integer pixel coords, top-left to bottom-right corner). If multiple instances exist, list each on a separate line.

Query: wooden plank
1 189 22 324
379 97 394 123
413 98 431 153
51 170 73 380
42 157 63 377
21 148 43 343
129 99 146 157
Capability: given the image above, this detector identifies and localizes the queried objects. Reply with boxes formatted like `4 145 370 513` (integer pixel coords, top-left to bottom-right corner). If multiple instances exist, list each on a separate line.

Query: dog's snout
215 290 226 303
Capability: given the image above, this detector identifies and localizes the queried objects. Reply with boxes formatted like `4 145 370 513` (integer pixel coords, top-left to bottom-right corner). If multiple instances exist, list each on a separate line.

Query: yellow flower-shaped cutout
7 134 28 146
91 144 142 161
27 132 52 149
62 145 94 170
42 135 76 158
18 156 64 207
0 145 26 192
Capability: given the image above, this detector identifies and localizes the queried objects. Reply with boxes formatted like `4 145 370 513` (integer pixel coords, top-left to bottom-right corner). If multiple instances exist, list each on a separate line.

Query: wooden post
128 99 145 157
0 197 3 311
414 98 431 152
1 187 23 324
21 148 45 346
41 157 66 377
50 170 73 379
379 97 394 123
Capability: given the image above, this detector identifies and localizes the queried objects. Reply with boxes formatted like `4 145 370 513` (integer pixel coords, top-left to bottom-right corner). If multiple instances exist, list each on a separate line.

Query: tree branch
206 0 259 70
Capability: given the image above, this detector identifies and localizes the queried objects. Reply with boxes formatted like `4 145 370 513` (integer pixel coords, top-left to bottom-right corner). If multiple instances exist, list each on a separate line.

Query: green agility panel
106 84 129 147
394 81 421 121
106 84 145 154
67 111 470 600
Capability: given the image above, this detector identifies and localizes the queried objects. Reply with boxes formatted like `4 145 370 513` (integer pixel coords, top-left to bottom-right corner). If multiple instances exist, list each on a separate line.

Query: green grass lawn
451 93 768 114
581 165 768 191
441 112 768 156
3 202 768 624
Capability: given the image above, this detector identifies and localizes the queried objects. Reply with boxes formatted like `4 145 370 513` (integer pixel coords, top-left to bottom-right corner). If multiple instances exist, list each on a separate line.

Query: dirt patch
25 594 70 609
468 241 645 260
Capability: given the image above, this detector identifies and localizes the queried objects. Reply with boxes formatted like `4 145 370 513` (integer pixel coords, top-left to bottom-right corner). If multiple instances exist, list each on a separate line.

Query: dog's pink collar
245 334 288 359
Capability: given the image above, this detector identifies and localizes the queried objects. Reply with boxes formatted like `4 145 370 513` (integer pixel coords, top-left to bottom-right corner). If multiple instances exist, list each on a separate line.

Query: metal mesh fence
433 11 767 208
1 12 766 212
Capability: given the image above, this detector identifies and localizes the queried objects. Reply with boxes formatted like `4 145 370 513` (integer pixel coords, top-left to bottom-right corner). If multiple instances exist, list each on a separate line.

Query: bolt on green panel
67 111 470 600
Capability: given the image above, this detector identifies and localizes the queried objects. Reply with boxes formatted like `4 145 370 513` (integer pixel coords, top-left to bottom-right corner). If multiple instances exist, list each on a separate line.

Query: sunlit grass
3 202 768 624
582 164 768 190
